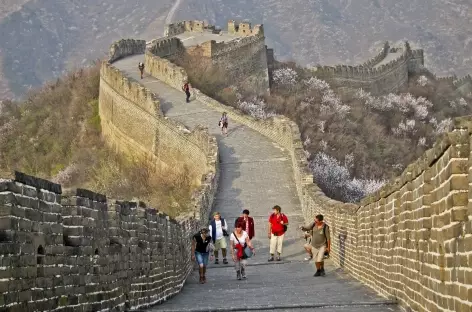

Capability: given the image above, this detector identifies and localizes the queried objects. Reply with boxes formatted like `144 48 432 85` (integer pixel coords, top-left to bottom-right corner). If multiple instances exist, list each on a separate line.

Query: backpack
282 213 288 232
270 213 288 233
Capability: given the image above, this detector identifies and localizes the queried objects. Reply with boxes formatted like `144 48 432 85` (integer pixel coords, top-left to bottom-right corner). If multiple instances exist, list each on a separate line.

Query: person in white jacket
208 212 229 264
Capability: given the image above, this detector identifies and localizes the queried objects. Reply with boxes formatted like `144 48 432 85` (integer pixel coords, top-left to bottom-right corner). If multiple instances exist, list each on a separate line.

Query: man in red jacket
268 205 288 261
235 209 255 239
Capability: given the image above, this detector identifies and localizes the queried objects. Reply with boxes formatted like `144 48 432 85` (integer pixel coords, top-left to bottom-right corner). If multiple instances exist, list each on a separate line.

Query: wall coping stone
14 170 62 194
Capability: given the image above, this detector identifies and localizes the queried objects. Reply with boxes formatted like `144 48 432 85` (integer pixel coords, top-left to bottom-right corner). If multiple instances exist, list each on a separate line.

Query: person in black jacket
191 228 214 284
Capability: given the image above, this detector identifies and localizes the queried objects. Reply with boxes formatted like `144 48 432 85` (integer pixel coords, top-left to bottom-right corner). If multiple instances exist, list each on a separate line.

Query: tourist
230 222 255 280
235 209 255 239
208 212 229 264
299 214 331 276
138 62 144 79
268 205 288 261
219 112 228 136
182 81 191 103
191 228 214 284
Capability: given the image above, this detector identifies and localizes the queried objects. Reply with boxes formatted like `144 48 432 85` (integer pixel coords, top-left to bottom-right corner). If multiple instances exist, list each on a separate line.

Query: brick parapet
164 20 214 37
313 42 424 95
108 39 146 63
0 171 203 311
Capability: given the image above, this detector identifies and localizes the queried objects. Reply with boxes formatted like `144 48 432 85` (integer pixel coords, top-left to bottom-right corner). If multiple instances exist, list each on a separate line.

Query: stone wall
145 50 188 91
211 33 270 94
0 171 203 311
148 37 185 58
164 20 216 37
314 42 424 95
99 61 214 187
109 39 146 63
198 90 472 311
227 20 264 37
157 19 270 95
144 54 472 310
454 74 472 97
101 38 219 220
0 38 222 311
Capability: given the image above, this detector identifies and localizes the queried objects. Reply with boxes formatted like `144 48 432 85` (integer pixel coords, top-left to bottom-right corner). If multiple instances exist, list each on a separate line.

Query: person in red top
268 205 288 261
235 209 255 239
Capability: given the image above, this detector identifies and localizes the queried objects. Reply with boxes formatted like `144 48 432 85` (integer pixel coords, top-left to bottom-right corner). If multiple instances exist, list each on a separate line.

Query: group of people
192 210 256 283
191 206 331 283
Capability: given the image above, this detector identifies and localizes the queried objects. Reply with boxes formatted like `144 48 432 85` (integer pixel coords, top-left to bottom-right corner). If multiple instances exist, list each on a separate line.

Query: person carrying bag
230 222 255 280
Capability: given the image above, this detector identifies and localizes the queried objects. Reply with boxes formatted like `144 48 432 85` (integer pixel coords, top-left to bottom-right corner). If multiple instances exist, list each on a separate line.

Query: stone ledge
14 171 62 194
76 188 107 203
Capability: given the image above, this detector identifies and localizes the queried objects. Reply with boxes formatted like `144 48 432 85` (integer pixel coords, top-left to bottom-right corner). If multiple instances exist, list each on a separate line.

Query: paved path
113 55 401 312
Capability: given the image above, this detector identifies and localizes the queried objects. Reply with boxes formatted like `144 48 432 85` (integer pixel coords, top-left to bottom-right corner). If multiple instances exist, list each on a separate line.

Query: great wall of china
1 19 471 312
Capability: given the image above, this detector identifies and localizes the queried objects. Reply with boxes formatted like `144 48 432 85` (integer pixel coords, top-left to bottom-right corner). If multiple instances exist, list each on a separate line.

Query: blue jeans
195 252 209 267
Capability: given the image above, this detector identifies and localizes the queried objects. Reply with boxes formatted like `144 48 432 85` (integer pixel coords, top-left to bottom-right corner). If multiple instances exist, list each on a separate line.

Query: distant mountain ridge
0 0 175 99
172 0 472 76
1 0 471 99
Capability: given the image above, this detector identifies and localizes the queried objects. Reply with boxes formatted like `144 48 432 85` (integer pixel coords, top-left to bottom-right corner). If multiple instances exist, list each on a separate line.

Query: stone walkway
113 55 401 312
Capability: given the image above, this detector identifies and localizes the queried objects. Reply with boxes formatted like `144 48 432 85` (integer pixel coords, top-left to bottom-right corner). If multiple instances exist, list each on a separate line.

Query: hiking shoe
236 271 242 280
320 268 326 276
214 259 219 264
268 256 274 262
199 276 204 283
314 270 321 277
276 256 281 261
241 268 246 279
223 258 228 264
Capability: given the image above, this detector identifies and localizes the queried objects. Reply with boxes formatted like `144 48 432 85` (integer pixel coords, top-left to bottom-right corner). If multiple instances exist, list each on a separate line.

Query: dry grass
0 63 196 218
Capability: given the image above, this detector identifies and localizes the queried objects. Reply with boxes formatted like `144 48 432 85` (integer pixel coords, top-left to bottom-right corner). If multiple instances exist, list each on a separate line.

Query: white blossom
303 136 311 147
344 153 354 169
354 90 432 117
417 75 428 87
301 79 351 119
320 140 328 151
418 137 426 146
309 152 385 203
52 163 79 185
458 98 468 107
317 120 325 133
273 68 298 86
392 119 416 136
392 163 404 171
434 118 452 134
304 77 330 91
238 97 276 120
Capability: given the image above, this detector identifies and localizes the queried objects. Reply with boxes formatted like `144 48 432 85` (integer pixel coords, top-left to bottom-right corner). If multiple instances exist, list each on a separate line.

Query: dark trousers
185 91 191 102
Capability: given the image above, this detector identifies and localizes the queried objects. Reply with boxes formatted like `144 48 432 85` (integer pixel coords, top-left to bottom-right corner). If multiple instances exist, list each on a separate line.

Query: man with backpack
268 205 288 261
299 214 331 276
138 62 145 79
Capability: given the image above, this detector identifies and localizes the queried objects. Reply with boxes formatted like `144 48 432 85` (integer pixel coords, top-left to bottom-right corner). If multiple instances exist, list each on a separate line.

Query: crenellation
314 42 418 94
454 74 472 96
152 19 270 94
109 39 146 63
